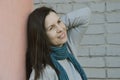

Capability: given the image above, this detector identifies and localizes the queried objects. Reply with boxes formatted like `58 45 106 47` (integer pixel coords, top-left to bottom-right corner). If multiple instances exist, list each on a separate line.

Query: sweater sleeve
61 7 91 58
29 66 58 80
61 7 91 29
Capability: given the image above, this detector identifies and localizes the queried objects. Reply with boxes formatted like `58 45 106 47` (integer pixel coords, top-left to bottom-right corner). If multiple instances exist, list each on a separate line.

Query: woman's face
45 11 67 47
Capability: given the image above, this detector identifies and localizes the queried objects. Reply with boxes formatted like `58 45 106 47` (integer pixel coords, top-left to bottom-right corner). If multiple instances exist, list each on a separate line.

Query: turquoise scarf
50 44 87 80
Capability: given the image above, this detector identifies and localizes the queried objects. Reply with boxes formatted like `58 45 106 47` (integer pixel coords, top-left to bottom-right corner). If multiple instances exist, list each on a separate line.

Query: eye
49 26 53 30
48 25 55 31
58 20 61 24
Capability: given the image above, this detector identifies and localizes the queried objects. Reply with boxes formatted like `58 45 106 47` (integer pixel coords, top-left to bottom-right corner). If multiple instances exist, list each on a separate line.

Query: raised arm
61 7 91 29
60 8 91 57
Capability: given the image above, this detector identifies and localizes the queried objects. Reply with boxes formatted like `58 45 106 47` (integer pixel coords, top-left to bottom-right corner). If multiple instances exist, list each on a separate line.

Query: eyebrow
47 18 60 30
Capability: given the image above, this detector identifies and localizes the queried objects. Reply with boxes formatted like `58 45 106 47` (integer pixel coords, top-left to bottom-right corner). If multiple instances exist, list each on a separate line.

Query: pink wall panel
0 0 33 80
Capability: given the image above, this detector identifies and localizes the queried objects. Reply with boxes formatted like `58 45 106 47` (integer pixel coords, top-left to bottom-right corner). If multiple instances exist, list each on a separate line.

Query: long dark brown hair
26 7 58 80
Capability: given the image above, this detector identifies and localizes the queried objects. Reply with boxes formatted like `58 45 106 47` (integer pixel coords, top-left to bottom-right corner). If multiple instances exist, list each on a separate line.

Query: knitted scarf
50 44 87 80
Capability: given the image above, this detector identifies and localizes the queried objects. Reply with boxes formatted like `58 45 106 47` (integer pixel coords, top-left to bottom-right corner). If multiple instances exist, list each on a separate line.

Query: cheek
47 32 57 43
61 23 67 30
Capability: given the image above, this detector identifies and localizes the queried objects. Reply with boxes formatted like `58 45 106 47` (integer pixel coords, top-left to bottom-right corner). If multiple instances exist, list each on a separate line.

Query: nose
55 24 63 33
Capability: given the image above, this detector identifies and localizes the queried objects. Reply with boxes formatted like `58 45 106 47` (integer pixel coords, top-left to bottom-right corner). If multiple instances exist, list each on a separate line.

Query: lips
58 32 66 39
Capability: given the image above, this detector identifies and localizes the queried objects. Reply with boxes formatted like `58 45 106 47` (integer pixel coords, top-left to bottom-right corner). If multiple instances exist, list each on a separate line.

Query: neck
52 44 63 47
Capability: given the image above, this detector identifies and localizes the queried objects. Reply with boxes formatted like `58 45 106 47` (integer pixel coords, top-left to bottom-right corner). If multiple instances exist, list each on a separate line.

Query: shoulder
29 65 58 80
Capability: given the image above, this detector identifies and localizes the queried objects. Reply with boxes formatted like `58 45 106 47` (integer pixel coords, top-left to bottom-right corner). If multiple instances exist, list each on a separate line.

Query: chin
61 39 67 44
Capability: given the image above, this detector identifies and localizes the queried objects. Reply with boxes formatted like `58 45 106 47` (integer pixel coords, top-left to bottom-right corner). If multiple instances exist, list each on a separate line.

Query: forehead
45 12 59 27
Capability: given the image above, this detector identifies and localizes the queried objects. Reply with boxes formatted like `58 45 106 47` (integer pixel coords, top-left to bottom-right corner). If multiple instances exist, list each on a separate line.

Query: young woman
26 6 91 80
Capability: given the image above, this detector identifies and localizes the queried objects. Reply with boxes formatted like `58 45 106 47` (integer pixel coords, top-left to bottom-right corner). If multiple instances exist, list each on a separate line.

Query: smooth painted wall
0 0 33 80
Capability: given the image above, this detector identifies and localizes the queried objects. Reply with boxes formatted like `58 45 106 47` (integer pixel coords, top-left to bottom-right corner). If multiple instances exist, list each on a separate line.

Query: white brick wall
86 24 105 34
106 23 120 33
85 68 106 78
80 35 105 45
106 13 120 22
34 0 120 79
90 46 106 56
78 57 105 67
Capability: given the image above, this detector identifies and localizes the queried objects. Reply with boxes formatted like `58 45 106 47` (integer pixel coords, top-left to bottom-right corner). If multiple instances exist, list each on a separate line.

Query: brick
107 34 120 44
88 78 106 80
56 4 72 13
86 24 104 34
40 0 72 3
106 0 120 11
91 13 105 24
89 79 120 80
73 0 99 3
80 35 105 45
106 12 120 22
78 57 105 67
89 2 105 12
106 57 120 67
107 68 120 78
106 23 120 33
107 45 120 56
77 46 89 56
106 79 120 80
72 3 88 10
84 68 106 78
34 0 40 3
90 46 106 56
